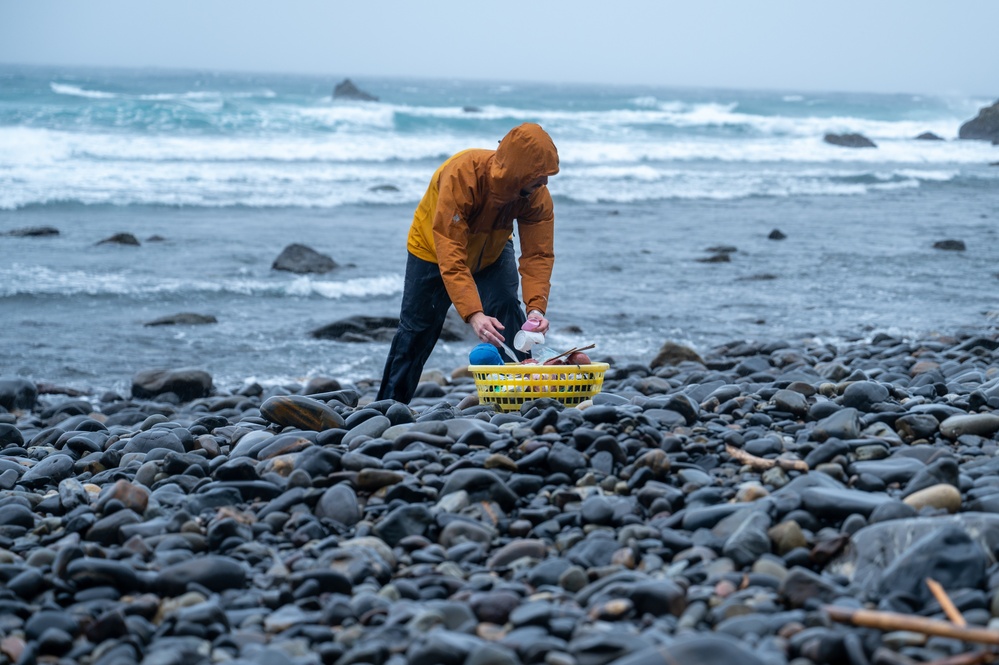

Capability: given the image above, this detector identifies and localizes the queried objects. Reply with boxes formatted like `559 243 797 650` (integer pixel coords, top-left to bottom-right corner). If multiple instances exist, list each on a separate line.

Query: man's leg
378 253 452 403
475 240 528 360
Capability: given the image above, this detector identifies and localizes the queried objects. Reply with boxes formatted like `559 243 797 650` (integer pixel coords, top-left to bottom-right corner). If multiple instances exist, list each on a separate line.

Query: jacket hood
489 123 560 202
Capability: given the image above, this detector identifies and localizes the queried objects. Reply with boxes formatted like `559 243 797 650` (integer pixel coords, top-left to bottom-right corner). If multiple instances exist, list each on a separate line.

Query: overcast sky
1 0 996 96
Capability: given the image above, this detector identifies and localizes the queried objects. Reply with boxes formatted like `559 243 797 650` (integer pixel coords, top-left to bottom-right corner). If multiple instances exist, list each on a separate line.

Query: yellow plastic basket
468 362 610 412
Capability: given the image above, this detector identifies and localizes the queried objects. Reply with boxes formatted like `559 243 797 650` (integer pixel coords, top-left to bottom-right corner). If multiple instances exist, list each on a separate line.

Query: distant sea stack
958 99 999 142
824 133 877 148
333 79 378 102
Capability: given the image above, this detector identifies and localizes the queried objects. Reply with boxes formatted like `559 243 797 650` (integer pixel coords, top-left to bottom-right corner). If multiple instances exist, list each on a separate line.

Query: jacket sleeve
516 191 555 315
432 163 484 321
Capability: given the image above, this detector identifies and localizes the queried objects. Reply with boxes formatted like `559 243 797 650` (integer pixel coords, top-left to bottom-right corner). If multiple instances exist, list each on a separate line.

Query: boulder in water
959 99 999 141
824 133 877 148
5 226 59 237
97 233 140 246
333 78 378 102
272 243 337 274
144 313 218 326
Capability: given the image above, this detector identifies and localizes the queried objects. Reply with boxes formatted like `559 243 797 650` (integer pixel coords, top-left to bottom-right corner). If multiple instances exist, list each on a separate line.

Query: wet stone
259 394 346 431
122 428 184 455
18 453 74 489
315 484 361 525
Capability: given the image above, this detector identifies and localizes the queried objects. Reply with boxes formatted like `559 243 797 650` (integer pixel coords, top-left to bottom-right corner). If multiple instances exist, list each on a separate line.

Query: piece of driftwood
924 651 996 665
824 605 999 645
725 444 809 472
926 577 967 627
546 343 596 364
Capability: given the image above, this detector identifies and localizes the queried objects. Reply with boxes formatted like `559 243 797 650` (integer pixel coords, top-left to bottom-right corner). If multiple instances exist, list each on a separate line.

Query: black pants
378 240 527 403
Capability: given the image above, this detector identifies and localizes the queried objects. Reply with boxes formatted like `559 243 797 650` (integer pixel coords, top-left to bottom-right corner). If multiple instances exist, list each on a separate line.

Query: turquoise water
2 65 997 393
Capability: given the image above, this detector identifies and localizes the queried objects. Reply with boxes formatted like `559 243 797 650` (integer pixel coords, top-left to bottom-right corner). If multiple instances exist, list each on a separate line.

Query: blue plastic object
469 343 503 366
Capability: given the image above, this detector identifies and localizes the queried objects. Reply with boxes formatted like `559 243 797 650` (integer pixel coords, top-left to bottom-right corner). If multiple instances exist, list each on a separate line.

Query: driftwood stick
927 577 968 627
924 651 996 665
824 605 999 646
725 444 809 472
546 343 597 364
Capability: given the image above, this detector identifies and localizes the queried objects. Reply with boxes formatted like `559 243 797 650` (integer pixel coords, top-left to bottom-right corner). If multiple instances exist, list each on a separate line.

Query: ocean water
2 65 998 395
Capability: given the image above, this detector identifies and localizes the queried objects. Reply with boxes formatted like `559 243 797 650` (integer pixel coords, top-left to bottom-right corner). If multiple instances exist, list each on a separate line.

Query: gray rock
144 313 218 326
824 133 877 148
342 415 391 447
315 484 361 526
122 428 184 455
840 381 889 411
5 225 59 237
800 487 893 519
723 511 773 567
959 99 999 142
0 377 38 410
811 407 861 441
779 566 848 608
830 513 999 593
97 232 140 246
131 367 212 401
373 503 432 546
440 469 518 509
940 413 999 440
271 243 337 274
333 78 378 101
19 453 74 489
900 456 959 497
157 555 247 595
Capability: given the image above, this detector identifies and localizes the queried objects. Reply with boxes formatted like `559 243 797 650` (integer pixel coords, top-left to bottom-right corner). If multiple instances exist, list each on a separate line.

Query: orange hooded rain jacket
406 123 560 322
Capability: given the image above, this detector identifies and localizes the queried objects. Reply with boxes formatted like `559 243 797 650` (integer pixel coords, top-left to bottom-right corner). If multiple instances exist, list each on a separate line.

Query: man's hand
527 310 550 334
469 312 506 345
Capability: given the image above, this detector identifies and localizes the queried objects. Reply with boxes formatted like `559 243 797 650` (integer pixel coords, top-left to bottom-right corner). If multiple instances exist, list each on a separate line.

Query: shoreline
1 326 999 663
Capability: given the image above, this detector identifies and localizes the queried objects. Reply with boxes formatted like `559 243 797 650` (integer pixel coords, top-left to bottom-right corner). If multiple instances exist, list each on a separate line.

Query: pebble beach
4 64 999 665
3 325 999 665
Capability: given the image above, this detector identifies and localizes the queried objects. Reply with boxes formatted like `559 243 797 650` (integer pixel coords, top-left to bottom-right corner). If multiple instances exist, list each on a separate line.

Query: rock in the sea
0 377 38 410
144 313 218 326
650 341 704 369
97 232 140 246
310 315 402 343
933 239 966 251
311 309 472 343
915 131 945 141
768 228 786 240
131 367 212 401
958 99 999 141
271 243 337 274
6 226 59 237
824 133 877 148
333 78 378 102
